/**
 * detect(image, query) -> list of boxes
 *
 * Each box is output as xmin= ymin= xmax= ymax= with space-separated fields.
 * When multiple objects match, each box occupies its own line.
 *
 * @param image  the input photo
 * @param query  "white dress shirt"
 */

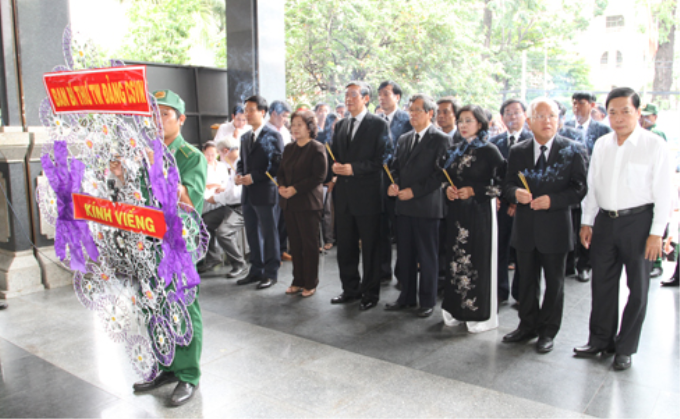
xmin=203 ymin=160 xmax=242 ymax=213
xmin=581 ymin=125 xmax=673 ymax=236
xmin=214 ymin=121 xmax=252 ymax=144
xmin=265 ymin=121 xmax=291 ymax=145
xmin=533 ymin=137 xmax=554 ymax=164
xmin=385 ymin=108 xmax=398 ymax=125
xmin=575 ymin=117 xmax=591 ymax=132
xmin=349 ymin=108 xmax=368 ymax=140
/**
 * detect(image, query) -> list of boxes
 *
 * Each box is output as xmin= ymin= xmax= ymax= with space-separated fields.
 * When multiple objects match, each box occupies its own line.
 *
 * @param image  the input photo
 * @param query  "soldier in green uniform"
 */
xmin=131 ymin=90 xmax=207 ymax=407
xmin=640 ymin=103 xmax=667 ymax=141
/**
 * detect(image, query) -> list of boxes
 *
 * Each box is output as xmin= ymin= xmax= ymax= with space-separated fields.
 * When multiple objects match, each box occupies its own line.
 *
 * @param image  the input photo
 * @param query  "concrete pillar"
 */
xmin=226 ymin=0 xmax=286 ymax=108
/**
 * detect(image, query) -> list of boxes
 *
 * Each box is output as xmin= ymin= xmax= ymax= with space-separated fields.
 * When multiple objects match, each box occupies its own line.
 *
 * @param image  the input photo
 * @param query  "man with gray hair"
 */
xmin=502 ymin=97 xmax=588 ymax=353
xmin=384 ymin=94 xmax=448 ymax=317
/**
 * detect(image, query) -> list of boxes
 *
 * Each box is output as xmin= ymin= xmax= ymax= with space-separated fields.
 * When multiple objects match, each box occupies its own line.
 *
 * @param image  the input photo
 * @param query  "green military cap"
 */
xmin=641 ymin=103 xmax=658 ymax=116
xmin=152 ymin=89 xmax=186 ymax=115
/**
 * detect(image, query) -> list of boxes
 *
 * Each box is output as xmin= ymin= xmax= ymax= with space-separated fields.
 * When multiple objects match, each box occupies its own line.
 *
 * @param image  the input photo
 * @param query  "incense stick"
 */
xmin=266 ymin=171 xmax=279 ymax=187
xmin=442 ymin=169 xmax=454 ymax=187
xmin=383 ymin=164 xmax=395 ymax=184
xmin=518 ymin=171 xmax=531 ymax=194
xmin=325 ymin=143 xmax=336 ymax=161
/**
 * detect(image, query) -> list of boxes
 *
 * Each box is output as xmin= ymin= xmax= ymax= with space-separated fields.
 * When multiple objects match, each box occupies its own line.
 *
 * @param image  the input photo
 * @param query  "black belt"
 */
xmin=599 ymin=204 xmax=654 ymax=219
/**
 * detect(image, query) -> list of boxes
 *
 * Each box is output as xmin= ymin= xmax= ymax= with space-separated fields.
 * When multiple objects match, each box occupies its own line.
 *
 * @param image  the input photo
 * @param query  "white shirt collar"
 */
xmin=385 ymin=108 xmax=398 ymax=123
xmin=613 ymin=124 xmax=641 ymax=147
xmin=533 ymin=136 xmax=555 ymax=161
xmin=351 ymin=108 xmax=368 ymax=123
xmin=578 ymin=117 xmax=591 ymax=132
xmin=509 ymin=130 xmax=522 ymax=139
xmin=252 ymin=124 xmax=264 ymax=141
xmin=416 ymin=124 xmax=431 ymax=139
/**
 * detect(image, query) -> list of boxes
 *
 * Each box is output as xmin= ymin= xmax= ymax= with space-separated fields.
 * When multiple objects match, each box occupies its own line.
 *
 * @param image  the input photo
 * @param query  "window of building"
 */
xmin=616 ymin=51 xmax=623 ymax=68
xmin=606 ymin=15 xmax=625 ymax=31
xmin=600 ymin=52 xmax=609 ymax=68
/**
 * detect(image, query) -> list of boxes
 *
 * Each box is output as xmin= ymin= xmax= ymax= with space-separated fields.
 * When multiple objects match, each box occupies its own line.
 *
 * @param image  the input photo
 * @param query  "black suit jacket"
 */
xmin=390 ymin=125 xmax=448 ymax=219
xmin=237 ymin=125 xmax=284 ymax=206
xmin=490 ymin=128 xmax=534 ymax=159
xmin=565 ymin=119 xmax=612 ymax=155
xmin=502 ymin=136 xmax=588 ymax=254
xmin=389 ymin=109 xmax=413 ymax=145
xmin=331 ymin=112 xmax=389 ymax=216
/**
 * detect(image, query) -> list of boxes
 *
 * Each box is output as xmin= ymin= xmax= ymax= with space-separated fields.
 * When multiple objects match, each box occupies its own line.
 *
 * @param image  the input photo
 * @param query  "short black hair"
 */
xmin=269 ymin=100 xmax=292 ymax=116
xmin=605 ymin=87 xmax=640 ymax=110
xmin=572 ymin=92 xmax=596 ymax=103
xmin=484 ymin=109 xmax=493 ymax=123
xmin=378 ymin=80 xmax=403 ymax=101
xmin=314 ymin=102 xmax=328 ymax=112
xmin=408 ymin=94 xmax=436 ymax=114
xmin=500 ymin=98 xmax=526 ymax=115
xmin=436 ymin=96 xmax=461 ymax=115
xmin=553 ymin=100 xmax=567 ymax=117
xmin=245 ymin=95 xmax=268 ymax=114
xmin=232 ymin=104 xmax=245 ymax=116
xmin=595 ymin=103 xmax=607 ymax=115
xmin=457 ymin=104 xmax=489 ymax=133
xmin=346 ymin=81 xmax=371 ymax=99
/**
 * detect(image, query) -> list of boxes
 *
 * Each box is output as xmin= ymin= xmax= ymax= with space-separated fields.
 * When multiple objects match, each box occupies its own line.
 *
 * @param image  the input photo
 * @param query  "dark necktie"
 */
xmin=508 ymin=135 xmax=515 ymax=147
xmin=577 ymin=125 xmax=584 ymax=131
xmin=411 ymin=133 xmax=420 ymax=154
xmin=250 ymin=131 xmax=256 ymax=148
xmin=536 ymin=145 xmax=548 ymax=172
xmin=348 ymin=118 xmax=356 ymax=142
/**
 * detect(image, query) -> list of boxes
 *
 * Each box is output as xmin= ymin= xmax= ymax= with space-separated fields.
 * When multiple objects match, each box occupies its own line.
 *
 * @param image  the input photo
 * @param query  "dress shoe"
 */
xmin=256 ymin=277 xmax=277 ymax=289
xmin=650 ymin=266 xmax=663 ymax=278
xmin=380 ymin=276 xmax=392 ymax=284
xmin=502 ymin=328 xmax=537 ymax=343
xmin=0 ymin=301 xmax=7 ymax=310
xmin=169 ymin=381 xmax=198 ymax=407
xmin=281 ymin=252 xmax=292 ymax=261
xmin=384 ymin=301 xmax=415 ymax=311
xmin=359 ymin=300 xmax=378 ymax=311
xmin=330 ymin=294 xmax=357 ymax=304
xmin=613 ymin=354 xmax=632 ymax=370
xmin=236 ymin=275 xmax=261 ymax=286
xmin=415 ymin=307 xmax=434 ymax=318
xmin=226 ymin=265 xmax=248 ymax=279
xmin=197 ymin=261 xmax=220 ymax=274
xmin=661 ymin=276 xmax=679 ymax=287
xmin=576 ymin=269 xmax=590 ymax=283
xmin=573 ymin=344 xmax=615 ymax=357
xmin=536 ymin=336 xmax=554 ymax=353
xmin=133 ymin=370 xmax=178 ymax=391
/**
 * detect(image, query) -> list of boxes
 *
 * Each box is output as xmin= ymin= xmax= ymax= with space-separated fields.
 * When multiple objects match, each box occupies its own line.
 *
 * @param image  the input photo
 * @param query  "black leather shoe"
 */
xmin=0 ymin=301 xmax=7 ymax=310
xmin=133 ymin=371 xmax=178 ymax=391
xmin=359 ymin=300 xmax=378 ymax=311
xmin=169 ymin=381 xmax=198 ymax=407
xmin=661 ymin=277 xmax=679 ymax=287
xmin=576 ymin=270 xmax=590 ymax=283
xmin=226 ymin=266 xmax=248 ymax=279
xmin=330 ymin=294 xmax=357 ymax=304
xmin=385 ymin=301 xmax=415 ymax=311
xmin=256 ymin=277 xmax=277 ymax=289
xmin=236 ymin=275 xmax=261 ymax=286
xmin=536 ymin=337 xmax=554 ymax=353
xmin=502 ymin=328 xmax=537 ymax=343
xmin=573 ymin=344 xmax=615 ymax=357
xmin=650 ymin=267 xmax=663 ymax=278
xmin=613 ymin=354 xmax=632 ymax=370
xmin=415 ymin=307 xmax=434 ymax=318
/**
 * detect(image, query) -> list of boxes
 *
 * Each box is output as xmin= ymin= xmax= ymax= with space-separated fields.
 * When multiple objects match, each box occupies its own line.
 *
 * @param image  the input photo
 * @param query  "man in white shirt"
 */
xmin=575 ymin=87 xmax=673 ymax=371
xmin=214 ymin=104 xmax=252 ymax=144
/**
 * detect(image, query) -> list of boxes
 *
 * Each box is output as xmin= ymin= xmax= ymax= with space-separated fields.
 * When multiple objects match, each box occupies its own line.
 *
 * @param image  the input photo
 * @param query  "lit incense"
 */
xmin=266 ymin=172 xmax=279 ymax=187
xmin=325 ymin=143 xmax=336 ymax=161
xmin=442 ymin=169 xmax=455 ymax=187
xmin=383 ymin=164 xmax=395 ymax=184
xmin=518 ymin=171 xmax=531 ymax=194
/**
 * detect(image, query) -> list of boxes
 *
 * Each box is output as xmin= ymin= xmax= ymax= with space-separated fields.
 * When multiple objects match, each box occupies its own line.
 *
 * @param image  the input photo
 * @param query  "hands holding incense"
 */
xmin=388 ymin=184 xmax=414 ymax=201
xmin=332 ymin=162 xmax=353 ymax=176
xmin=446 ymin=185 xmax=475 ymax=201
xmin=515 ymin=188 xmax=551 ymax=210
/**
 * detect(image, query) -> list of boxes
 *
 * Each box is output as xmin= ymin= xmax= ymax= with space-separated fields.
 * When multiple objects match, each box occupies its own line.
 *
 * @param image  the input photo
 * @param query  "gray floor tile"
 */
xmin=585 ymin=374 xmax=661 ymax=418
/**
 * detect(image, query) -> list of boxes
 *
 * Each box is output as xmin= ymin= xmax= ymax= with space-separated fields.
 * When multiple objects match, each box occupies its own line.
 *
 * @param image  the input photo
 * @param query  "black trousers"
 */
xmin=278 ymin=207 xmax=288 ymax=253
xmin=395 ymin=216 xmax=439 ymax=309
xmin=380 ymin=197 xmax=396 ymax=279
xmin=284 ymin=210 xmax=322 ymax=290
xmin=566 ymin=206 xmax=591 ymax=274
xmin=588 ymin=210 xmax=653 ymax=355
xmin=336 ymin=210 xmax=382 ymax=302
xmin=497 ymin=203 xmax=520 ymax=301
xmin=516 ymin=249 xmax=567 ymax=338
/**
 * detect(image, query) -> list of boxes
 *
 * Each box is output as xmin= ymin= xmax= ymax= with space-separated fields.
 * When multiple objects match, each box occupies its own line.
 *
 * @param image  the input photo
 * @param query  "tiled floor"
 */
xmin=0 ymin=249 xmax=678 ymax=418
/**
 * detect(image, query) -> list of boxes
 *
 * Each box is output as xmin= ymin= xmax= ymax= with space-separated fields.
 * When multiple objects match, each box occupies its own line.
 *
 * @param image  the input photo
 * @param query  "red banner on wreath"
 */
xmin=43 ymin=66 xmax=151 ymax=116
xmin=72 ymin=193 xmax=166 ymax=239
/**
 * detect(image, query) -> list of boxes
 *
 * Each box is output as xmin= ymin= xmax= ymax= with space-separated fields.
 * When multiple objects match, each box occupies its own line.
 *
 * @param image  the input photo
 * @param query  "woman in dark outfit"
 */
xmin=277 ymin=110 xmax=328 ymax=297
xmin=442 ymin=105 xmax=506 ymax=333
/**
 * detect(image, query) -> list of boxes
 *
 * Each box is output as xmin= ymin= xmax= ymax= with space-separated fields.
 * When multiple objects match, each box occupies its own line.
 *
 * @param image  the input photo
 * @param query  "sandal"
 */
xmin=286 ymin=286 xmax=302 ymax=295
xmin=323 ymin=243 xmax=334 ymax=250
xmin=301 ymin=288 xmax=316 ymax=298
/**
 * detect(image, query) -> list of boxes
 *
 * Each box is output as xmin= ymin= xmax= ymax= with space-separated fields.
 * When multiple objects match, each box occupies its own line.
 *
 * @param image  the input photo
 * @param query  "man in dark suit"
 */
xmin=377 ymin=80 xmax=413 ymax=285
xmin=490 ymin=99 xmax=534 ymax=304
xmin=565 ymin=92 xmax=612 ymax=282
xmin=235 ymin=95 xmax=284 ymax=290
xmin=502 ymin=98 xmax=588 ymax=353
xmin=384 ymin=94 xmax=448 ymax=317
xmin=565 ymin=92 xmax=612 ymax=156
xmin=329 ymin=81 xmax=389 ymax=310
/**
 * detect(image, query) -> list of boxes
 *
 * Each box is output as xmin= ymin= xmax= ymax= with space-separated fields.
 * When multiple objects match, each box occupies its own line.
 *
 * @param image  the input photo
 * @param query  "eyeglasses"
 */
xmin=504 ymin=112 xmax=524 ymax=118
xmin=345 ymin=91 xmax=362 ymax=99
xmin=408 ymin=108 xmax=426 ymax=114
xmin=531 ymin=114 xmax=558 ymax=121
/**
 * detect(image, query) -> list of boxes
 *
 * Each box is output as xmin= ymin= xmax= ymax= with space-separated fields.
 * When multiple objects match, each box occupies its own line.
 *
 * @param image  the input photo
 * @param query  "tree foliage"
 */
xmin=285 ymin=0 xmax=603 ymax=108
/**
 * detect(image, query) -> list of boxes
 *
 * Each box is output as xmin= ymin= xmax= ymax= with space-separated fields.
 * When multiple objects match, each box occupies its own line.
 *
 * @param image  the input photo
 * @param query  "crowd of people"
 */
xmin=130 ymin=82 xmax=676 ymax=406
